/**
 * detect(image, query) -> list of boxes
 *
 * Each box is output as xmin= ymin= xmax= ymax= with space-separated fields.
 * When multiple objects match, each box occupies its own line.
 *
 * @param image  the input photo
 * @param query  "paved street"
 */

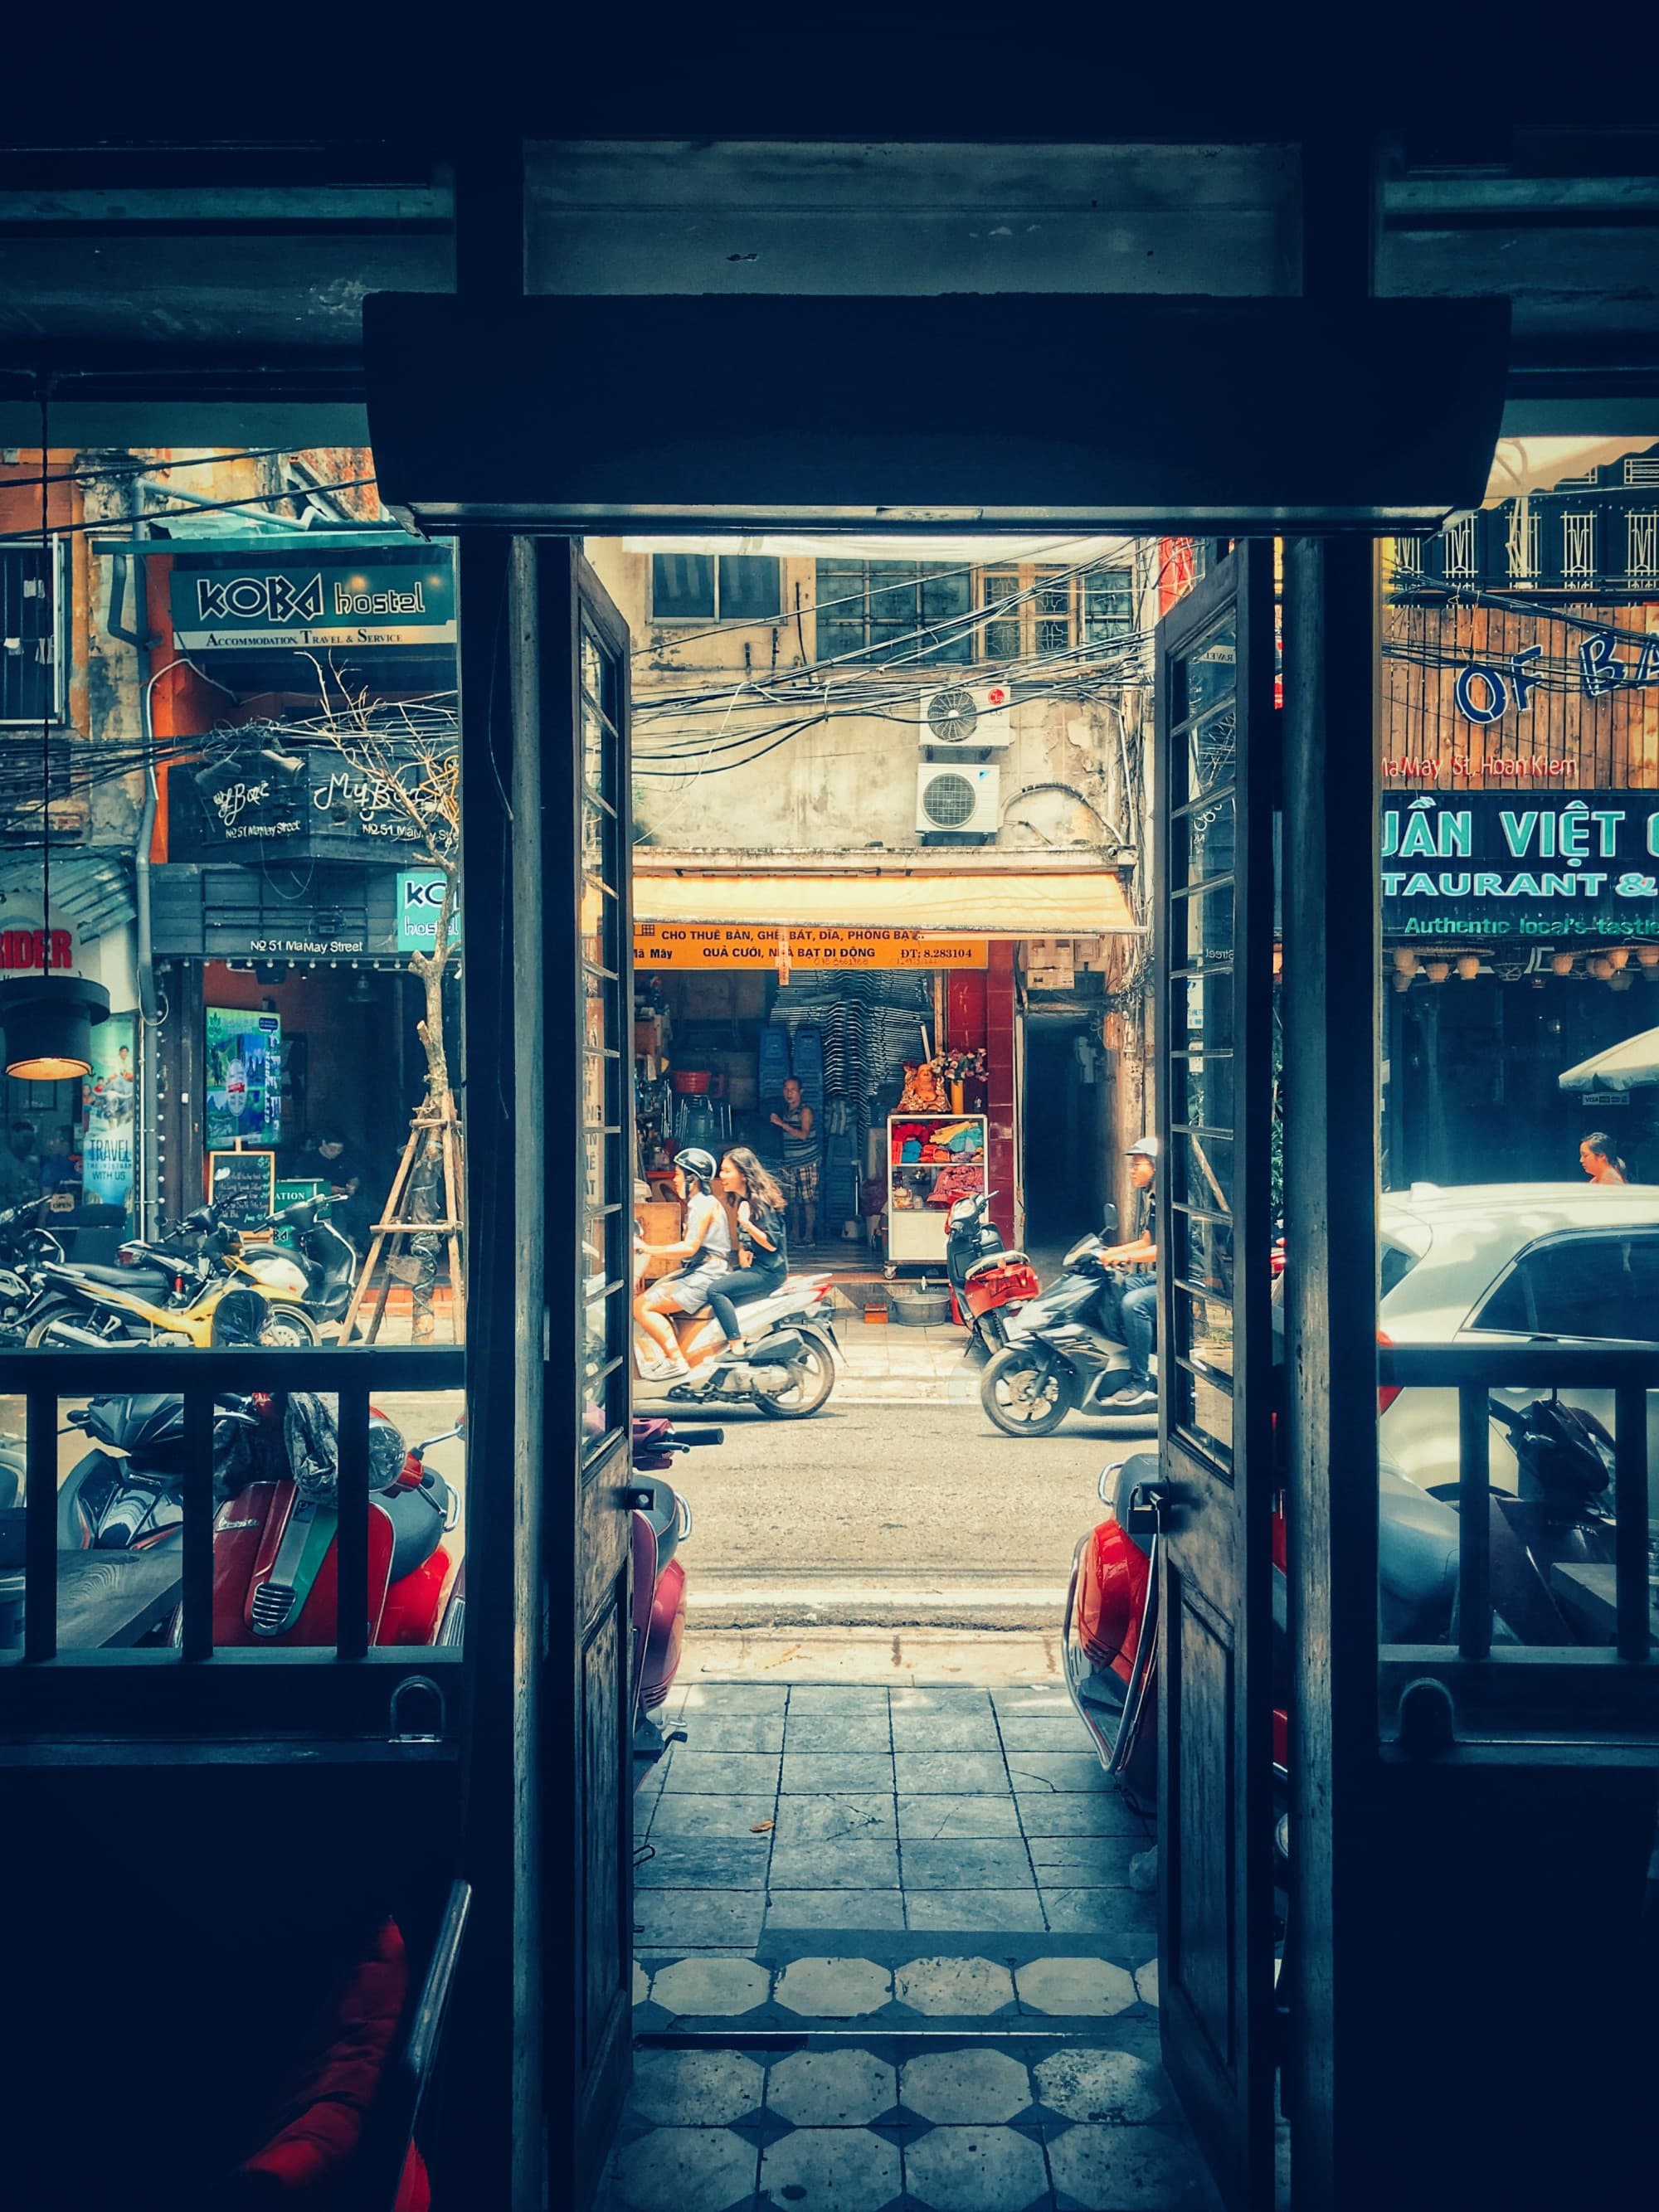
xmin=641 ymin=1325 xmax=1153 ymax=1628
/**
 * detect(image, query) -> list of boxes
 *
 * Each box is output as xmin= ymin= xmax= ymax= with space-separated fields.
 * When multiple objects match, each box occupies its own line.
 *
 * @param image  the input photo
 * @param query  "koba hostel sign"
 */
xmin=634 ymin=924 xmax=988 ymax=969
xmin=1382 ymin=794 xmax=1659 ymax=940
xmin=171 ymin=558 xmax=457 ymax=649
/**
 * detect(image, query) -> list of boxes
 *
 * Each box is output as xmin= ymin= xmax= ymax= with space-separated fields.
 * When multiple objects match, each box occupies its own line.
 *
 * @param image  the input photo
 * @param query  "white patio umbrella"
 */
xmin=1559 ymin=1025 xmax=1659 ymax=1094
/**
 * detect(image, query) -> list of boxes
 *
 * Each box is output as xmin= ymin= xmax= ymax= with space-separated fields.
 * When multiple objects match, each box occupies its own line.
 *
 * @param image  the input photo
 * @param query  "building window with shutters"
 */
xmin=980 ymin=562 xmax=1136 ymax=662
xmin=813 ymin=560 xmax=974 ymax=664
xmin=0 ymin=540 xmax=67 ymax=726
xmin=649 ymin=552 xmax=782 ymax=625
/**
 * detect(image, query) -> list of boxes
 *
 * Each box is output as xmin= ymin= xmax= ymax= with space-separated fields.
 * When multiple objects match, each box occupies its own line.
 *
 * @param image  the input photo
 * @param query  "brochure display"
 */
xmin=886 ymin=1112 xmax=987 ymax=1266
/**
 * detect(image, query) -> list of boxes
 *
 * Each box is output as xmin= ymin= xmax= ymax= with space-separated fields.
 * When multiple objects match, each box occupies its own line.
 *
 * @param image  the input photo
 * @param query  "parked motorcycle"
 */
xmin=206 ymin=1398 xmax=465 ymax=1647
xmin=23 ymin=1206 xmax=320 ymax=1348
xmin=945 ymin=1189 xmax=1039 ymax=1361
xmin=632 ymin=1237 xmax=843 ymax=1418
xmin=979 ymin=1210 xmax=1152 ymax=1437
xmin=628 ymin=1416 xmax=721 ymax=1778
xmin=169 ymin=1197 xmax=359 ymax=1335
xmin=0 ymin=1197 xmax=64 ymax=1345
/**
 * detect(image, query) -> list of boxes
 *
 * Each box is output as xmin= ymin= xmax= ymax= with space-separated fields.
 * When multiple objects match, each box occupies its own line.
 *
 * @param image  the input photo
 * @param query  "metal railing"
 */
xmin=0 ymin=1346 xmax=465 ymax=1738
xmin=1377 ymin=1342 xmax=1656 ymax=1748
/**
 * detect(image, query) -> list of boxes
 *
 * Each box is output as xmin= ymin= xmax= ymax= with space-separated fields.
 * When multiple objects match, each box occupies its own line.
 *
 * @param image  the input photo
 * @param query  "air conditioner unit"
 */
xmin=917 ymin=682 xmax=1016 ymax=750
xmin=917 ymin=762 xmax=1000 ymax=836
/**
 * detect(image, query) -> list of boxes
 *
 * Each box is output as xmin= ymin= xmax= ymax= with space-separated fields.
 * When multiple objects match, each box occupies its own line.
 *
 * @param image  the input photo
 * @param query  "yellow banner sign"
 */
xmin=633 ymin=924 xmax=987 ymax=970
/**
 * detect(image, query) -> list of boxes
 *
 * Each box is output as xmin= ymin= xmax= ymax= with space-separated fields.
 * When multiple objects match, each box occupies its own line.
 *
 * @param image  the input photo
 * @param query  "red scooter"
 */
xmin=628 ymin=1416 xmax=719 ymax=1774
xmin=205 ymin=1394 xmax=465 ymax=1648
xmin=945 ymin=1189 xmax=1039 ymax=1359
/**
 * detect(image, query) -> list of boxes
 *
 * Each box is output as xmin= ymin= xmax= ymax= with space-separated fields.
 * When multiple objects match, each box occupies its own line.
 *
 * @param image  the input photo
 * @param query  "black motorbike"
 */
xmin=979 ymin=1208 xmax=1154 ymax=1437
xmin=0 ymin=1197 xmax=65 ymax=1347
xmin=944 ymin=1188 xmax=1039 ymax=1363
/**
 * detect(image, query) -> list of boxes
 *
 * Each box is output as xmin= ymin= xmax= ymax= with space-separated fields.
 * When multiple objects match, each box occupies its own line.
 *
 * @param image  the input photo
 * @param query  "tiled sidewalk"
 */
xmin=634 ymin=1681 xmax=1156 ymax=1944
xmin=609 ymin=1680 xmax=1228 ymax=2212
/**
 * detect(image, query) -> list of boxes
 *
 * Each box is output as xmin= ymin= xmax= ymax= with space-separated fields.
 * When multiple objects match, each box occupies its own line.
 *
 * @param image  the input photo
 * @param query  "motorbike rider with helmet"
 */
xmin=1097 ymin=1135 xmax=1160 ymax=1412
xmin=632 ymin=1146 xmax=732 ymax=1382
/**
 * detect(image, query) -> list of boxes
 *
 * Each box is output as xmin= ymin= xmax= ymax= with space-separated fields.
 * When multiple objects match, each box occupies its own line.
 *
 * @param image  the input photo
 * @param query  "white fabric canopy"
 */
xmin=633 ymin=868 xmax=1138 ymax=936
xmin=1482 ymin=438 xmax=1656 ymax=508
xmin=1559 ymin=1025 xmax=1659 ymax=1093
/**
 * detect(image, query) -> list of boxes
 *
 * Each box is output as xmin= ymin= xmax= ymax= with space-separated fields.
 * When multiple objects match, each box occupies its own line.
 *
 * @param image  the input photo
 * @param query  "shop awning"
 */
xmin=632 ymin=865 xmax=1138 ymax=936
xmin=1559 ymin=1026 xmax=1659 ymax=1095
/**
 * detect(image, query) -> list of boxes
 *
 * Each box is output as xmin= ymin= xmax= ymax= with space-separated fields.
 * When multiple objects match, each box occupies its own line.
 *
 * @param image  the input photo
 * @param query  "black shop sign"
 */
xmin=173 ymin=746 xmax=457 ymax=863
xmin=1382 ymin=792 xmax=1659 ymax=941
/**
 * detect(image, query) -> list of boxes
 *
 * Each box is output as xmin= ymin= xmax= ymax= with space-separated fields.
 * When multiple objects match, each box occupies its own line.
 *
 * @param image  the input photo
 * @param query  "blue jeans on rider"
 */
xmin=1117 ymin=1278 xmax=1158 ymax=1384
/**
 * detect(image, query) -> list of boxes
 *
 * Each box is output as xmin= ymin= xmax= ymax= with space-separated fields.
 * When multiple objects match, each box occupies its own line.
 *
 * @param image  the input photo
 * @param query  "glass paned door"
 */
xmin=579 ymin=607 xmax=630 ymax=1456
xmin=1152 ymin=542 xmax=1277 ymax=2212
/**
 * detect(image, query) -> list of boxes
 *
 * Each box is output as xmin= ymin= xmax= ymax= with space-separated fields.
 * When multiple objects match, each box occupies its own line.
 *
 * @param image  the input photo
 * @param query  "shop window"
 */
xmin=815 ymin=560 xmax=973 ymax=664
xmin=0 ymin=540 xmax=66 ymax=726
xmin=650 ymin=552 xmax=781 ymax=625
xmin=1470 ymin=1232 xmax=1659 ymax=1343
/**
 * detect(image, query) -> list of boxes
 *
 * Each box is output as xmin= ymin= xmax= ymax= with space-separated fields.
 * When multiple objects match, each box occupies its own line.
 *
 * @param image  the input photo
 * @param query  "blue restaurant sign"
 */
xmin=170 ymin=553 xmax=456 ymax=650
xmin=1382 ymin=793 xmax=1659 ymax=941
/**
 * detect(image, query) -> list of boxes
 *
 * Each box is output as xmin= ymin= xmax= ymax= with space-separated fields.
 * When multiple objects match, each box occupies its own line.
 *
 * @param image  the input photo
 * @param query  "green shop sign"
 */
xmin=171 ymin=556 xmax=455 ymax=649
xmin=1382 ymin=793 xmax=1659 ymax=941
xmin=397 ymin=870 xmax=461 ymax=950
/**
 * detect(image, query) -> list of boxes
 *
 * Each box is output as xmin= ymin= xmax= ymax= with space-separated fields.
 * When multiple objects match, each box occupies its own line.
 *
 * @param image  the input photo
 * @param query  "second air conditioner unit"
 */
xmin=918 ymin=682 xmax=1016 ymax=750
xmin=917 ymin=762 xmax=1000 ymax=836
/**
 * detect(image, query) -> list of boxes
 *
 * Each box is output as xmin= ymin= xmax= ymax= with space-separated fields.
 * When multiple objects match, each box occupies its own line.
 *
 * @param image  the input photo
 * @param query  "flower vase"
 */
xmin=949 ymin=1080 xmax=965 ymax=1114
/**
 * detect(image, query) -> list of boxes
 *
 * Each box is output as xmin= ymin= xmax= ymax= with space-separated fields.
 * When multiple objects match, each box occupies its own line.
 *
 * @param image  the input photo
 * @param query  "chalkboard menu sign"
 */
xmin=207 ymin=1150 xmax=275 ymax=1224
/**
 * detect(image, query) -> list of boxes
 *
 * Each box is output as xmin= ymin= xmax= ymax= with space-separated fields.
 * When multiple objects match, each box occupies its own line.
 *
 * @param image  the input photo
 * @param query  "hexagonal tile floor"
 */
xmin=605 ymin=1682 xmax=1229 ymax=2212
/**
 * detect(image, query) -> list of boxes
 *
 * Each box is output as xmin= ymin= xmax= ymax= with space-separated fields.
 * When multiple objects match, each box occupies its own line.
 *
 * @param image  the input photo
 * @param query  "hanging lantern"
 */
xmin=1455 ymin=955 xmax=1480 ymax=980
xmin=1637 ymin=947 xmax=1659 ymax=970
xmin=0 ymin=975 xmax=111 ymax=1081
xmin=1391 ymin=970 xmax=1413 ymax=993
xmin=1392 ymin=947 xmax=1418 ymax=975
xmin=1607 ymin=946 xmax=1630 ymax=970
xmin=1550 ymin=952 xmax=1575 ymax=976
xmin=1589 ymin=956 xmax=1613 ymax=980
xmin=1425 ymin=959 xmax=1450 ymax=984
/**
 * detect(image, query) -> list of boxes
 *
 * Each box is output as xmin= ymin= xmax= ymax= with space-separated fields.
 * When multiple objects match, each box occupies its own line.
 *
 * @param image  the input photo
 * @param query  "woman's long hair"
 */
xmin=1584 ymin=1131 xmax=1629 ymax=1179
xmin=722 ymin=1145 xmax=785 ymax=1213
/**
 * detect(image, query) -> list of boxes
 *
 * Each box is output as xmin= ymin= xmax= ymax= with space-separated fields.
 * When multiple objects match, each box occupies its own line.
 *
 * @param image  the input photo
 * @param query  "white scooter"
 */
xmin=631 ymin=1240 xmax=843 ymax=1420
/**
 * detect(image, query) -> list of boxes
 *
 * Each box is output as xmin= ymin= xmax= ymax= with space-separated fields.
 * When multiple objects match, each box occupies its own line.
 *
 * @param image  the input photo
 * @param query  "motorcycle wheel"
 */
xmin=257 ymin=1305 xmax=319 ymax=1348
xmin=25 ymin=1300 xmax=115 ymax=1349
xmin=980 ymin=1344 xmax=1077 ymax=1437
xmin=755 ymin=1325 xmax=837 ymax=1419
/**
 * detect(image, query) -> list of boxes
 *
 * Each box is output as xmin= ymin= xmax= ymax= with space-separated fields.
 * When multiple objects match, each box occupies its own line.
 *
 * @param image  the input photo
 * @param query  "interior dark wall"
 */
xmin=1023 ymin=1022 xmax=1104 ymax=1250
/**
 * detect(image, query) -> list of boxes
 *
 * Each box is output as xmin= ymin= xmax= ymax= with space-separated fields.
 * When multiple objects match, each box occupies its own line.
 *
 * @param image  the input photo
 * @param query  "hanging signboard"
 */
xmin=169 ymin=556 xmax=456 ymax=651
xmin=632 ymin=924 xmax=988 ymax=970
xmin=1381 ymin=792 xmax=1659 ymax=940
xmin=80 ymin=1014 xmax=137 ymax=1215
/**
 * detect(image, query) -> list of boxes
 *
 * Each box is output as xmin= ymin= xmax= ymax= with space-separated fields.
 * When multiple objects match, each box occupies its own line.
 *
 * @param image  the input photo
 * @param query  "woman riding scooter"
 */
xmin=685 ymin=1148 xmax=789 ymax=1364
xmin=632 ymin=1147 xmax=731 ymax=1383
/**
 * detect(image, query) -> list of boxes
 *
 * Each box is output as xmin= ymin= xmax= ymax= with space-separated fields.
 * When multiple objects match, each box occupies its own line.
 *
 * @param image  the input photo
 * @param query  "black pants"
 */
xmin=707 ymin=1260 xmax=787 ymax=1341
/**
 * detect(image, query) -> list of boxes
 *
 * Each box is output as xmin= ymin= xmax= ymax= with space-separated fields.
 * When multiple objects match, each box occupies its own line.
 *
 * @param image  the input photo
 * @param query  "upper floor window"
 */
xmin=982 ymin=563 xmax=1135 ymax=661
xmin=814 ymin=561 xmax=972 ymax=664
xmin=815 ymin=557 xmax=1135 ymax=667
xmin=650 ymin=552 xmax=781 ymax=625
xmin=0 ymin=541 xmax=66 ymax=726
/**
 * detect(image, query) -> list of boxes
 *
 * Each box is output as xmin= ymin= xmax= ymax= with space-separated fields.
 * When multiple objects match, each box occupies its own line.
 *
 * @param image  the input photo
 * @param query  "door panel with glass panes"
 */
xmin=1152 ymin=542 xmax=1277 ymax=2212
xmin=544 ymin=542 xmax=635 ymax=2200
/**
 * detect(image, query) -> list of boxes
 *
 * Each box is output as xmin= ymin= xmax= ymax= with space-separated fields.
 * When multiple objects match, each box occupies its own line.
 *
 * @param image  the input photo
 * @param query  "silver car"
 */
xmin=1377 ymin=1181 xmax=1659 ymax=1494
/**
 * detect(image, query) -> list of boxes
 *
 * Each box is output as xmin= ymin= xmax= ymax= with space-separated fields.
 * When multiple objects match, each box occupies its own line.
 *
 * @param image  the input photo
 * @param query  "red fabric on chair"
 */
xmin=239 ymin=1916 xmax=431 ymax=2207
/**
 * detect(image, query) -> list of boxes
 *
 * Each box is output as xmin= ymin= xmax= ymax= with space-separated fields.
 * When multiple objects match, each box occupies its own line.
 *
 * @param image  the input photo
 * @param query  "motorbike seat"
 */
xmin=49 ymin=1262 xmax=173 ymax=1295
xmin=376 ymin=1471 xmax=452 ymax=1584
